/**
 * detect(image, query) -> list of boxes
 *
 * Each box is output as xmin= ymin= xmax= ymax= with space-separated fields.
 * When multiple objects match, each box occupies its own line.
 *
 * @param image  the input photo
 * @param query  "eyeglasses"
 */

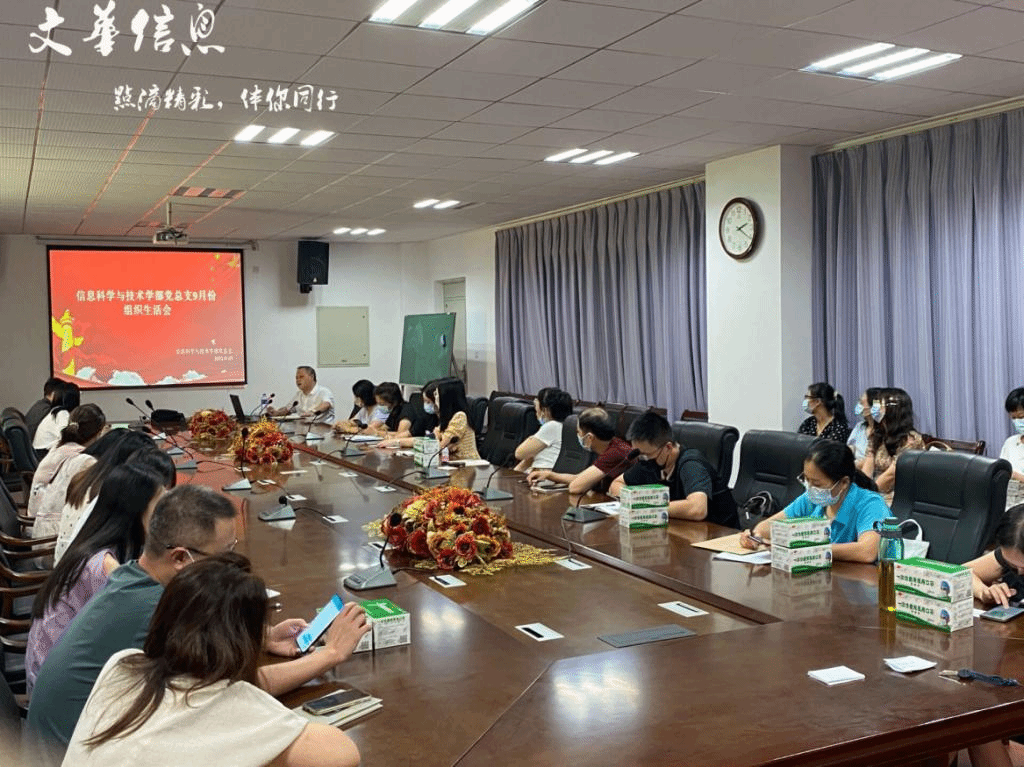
xmin=165 ymin=538 xmax=238 ymax=560
xmin=797 ymin=473 xmax=841 ymax=491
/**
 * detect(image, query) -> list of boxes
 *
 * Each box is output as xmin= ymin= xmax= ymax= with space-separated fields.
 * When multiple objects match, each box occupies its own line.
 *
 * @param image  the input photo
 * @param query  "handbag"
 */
xmin=738 ymin=490 xmax=779 ymax=530
xmin=898 ymin=519 xmax=930 ymax=559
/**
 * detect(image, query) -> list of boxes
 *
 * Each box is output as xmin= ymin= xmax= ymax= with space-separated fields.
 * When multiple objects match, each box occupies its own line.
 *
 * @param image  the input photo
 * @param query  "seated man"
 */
xmin=27 ymin=485 xmax=369 ymax=751
xmin=270 ymin=365 xmax=335 ymax=421
xmin=527 ymin=407 xmax=634 ymax=494
xmin=1001 ymin=387 xmax=1024 ymax=510
xmin=25 ymin=377 xmax=64 ymax=440
xmin=609 ymin=412 xmax=738 ymax=528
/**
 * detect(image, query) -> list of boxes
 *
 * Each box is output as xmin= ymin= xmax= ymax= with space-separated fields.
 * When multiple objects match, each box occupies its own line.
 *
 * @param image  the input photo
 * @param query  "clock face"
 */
xmin=719 ymin=198 xmax=759 ymax=259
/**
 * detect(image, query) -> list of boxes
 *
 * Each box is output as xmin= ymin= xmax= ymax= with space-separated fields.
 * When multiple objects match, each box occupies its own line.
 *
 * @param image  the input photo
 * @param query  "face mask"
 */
xmin=853 ymin=403 xmax=864 ymax=417
xmin=870 ymin=404 xmax=883 ymax=422
xmin=1014 ymin=418 xmax=1024 ymax=435
xmin=577 ymin=433 xmax=589 ymax=450
xmin=378 ymin=406 xmax=391 ymax=416
xmin=423 ymin=402 xmax=435 ymax=415
xmin=805 ymin=479 xmax=842 ymax=506
xmin=802 ymin=398 xmax=813 ymax=414
xmin=538 ymin=416 xmax=546 ymax=425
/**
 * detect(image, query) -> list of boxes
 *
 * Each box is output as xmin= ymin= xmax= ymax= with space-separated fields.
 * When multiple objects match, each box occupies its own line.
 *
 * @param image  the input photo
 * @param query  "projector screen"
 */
xmin=47 ymin=246 xmax=246 ymax=389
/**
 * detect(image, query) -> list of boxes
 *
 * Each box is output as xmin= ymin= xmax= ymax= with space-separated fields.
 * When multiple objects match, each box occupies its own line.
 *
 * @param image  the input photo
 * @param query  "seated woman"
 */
xmin=797 ymin=382 xmax=851 ymax=443
xmin=332 ymin=379 xmax=383 ymax=434
xmin=1000 ymin=387 xmax=1024 ymax=510
xmin=63 ymin=553 xmax=361 ymax=767
xmin=27 ymin=463 xmax=168 ymax=692
xmin=847 ymin=387 xmax=881 ymax=463
xmin=378 ymin=380 xmax=441 ymax=448
xmin=860 ymin=388 xmax=924 ymax=505
xmin=434 ymin=377 xmax=482 ymax=462
xmin=740 ymin=439 xmax=889 ymax=563
xmin=364 ymin=382 xmax=417 ymax=436
xmin=28 ymin=404 xmax=106 ymax=519
xmin=527 ymin=407 xmax=634 ymax=494
xmin=514 ymin=388 xmax=573 ymax=472
xmin=32 ymin=381 xmax=81 ymax=454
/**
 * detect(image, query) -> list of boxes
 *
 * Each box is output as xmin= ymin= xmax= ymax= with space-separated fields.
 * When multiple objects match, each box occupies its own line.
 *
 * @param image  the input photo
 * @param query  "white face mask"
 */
xmin=1014 ymin=418 xmax=1024 ymax=436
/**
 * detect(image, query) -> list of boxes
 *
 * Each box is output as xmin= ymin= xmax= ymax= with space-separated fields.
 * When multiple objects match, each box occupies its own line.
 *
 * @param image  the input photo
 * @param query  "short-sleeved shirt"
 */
xmin=528 ymin=420 xmax=563 ymax=470
xmin=1000 ymin=435 xmax=1024 ymax=510
xmin=64 ymin=649 xmax=308 ymax=767
xmin=622 ymin=448 xmax=738 ymax=528
xmin=28 ymin=560 xmax=163 ymax=746
xmin=33 ymin=410 xmax=70 ymax=451
xmin=287 ymin=383 xmax=334 ymax=420
xmin=869 ymin=431 xmax=925 ymax=504
xmin=383 ymin=403 xmax=417 ymax=433
xmin=783 ymin=482 xmax=889 ymax=546
xmin=28 ymin=443 xmax=84 ymax=519
xmin=847 ymin=421 xmax=870 ymax=462
xmin=798 ymin=416 xmax=852 ymax=443
xmin=593 ymin=437 xmax=634 ymax=490
xmin=25 ymin=398 xmax=52 ymax=440
xmin=441 ymin=411 xmax=481 ymax=461
xmin=993 ymin=547 xmax=1024 ymax=600
xmin=32 ymin=453 xmax=96 ymax=541
xmin=410 ymin=409 xmax=438 ymax=438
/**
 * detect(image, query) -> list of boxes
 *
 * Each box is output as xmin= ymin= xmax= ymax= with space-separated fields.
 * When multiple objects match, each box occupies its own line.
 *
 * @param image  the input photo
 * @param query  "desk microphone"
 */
xmin=140 ymin=398 xmax=186 ymax=456
xmin=125 ymin=397 xmax=151 ymax=431
xmin=344 ymin=512 xmax=400 ymax=590
xmin=259 ymin=494 xmax=296 ymax=522
xmin=562 ymin=448 xmax=639 ymax=523
xmin=479 ymin=454 xmax=516 ymax=502
xmin=420 ymin=437 xmax=456 ymax=481
xmin=223 ymin=427 xmax=252 ymax=491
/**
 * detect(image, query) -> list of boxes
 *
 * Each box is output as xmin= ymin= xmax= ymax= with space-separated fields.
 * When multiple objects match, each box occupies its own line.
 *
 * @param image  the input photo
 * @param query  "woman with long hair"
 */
xmin=848 ymin=386 xmax=882 ymax=464
xmin=63 ymin=554 xmax=361 ymax=767
xmin=28 ymin=404 xmax=107 ymax=519
xmin=797 ymin=382 xmax=850 ymax=443
xmin=861 ymin=388 xmax=924 ymax=504
xmin=27 ymin=463 xmax=168 ymax=691
xmin=434 ymin=377 xmax=481 ymax=461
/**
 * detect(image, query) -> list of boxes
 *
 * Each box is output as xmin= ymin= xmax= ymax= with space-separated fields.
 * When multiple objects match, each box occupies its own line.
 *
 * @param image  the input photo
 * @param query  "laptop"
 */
xmin=230 ymin=394 xmax=259 ymax=424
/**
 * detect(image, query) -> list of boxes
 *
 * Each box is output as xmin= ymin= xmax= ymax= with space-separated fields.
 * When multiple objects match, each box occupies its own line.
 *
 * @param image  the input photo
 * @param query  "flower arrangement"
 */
xmin=188 ymin=409 xmax=236 ymax=441
xmin=229 ymin=419 xmax=294 ymax=464
xmin=376 ymin=486 xmax=557 ymax=574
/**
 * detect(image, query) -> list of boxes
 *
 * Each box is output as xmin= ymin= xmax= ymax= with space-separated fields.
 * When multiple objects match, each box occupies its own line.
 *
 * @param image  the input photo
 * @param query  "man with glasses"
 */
xmin=28 ymin=485 xmax=369 ymax=751
xmin=609 ymin=412 xmax=739 ymax=528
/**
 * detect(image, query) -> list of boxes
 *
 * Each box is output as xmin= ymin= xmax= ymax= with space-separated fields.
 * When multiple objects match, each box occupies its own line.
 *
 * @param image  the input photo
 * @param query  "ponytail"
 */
xmin=806 ymin=438 xmax=878 ymax=493
xmin=58 ymin=404 xmax=106 ymax=447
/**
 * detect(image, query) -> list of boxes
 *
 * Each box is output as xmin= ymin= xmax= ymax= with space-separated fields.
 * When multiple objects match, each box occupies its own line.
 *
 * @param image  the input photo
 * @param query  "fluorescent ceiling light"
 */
xmin=467 ymin=0 xmax=538 ymax=34
xmin=545 ymin=148 xmax=587 ymax=162
xmin=370 ymin=0 xmax=420 ymax=22
xmin=350 ymin=227 xmax=368 ymax=235
xmin=806 ymin=42 xmax=893 ymax=71
xmin=594 ymin=151 xmax=639 ymax=166
xmin=434 ymin=199 xmax=460 ymax=209
xmin=367 ymin=228 xmax=386 ymax=235
xmin=234 ymin=125 xmax=264 ymax=142
xmin=415 ymin=198 xmax=440 ymax=208
xmin=266 ymin=127 xmax=300 ymax=144
xmin=421 ymin=0 xmax=482 ymax=28
xmin=842 ymin=47 xmax=928 ymax=75
xmin=570 ymin=150 xmax=614 ymax=164
xmin=333 ymin=227 xmax=351 ymax=234
xmin=301 ymin=130 xmax=335 ymax=146
xmin=872 ymin=52 xmax=962 ymax=80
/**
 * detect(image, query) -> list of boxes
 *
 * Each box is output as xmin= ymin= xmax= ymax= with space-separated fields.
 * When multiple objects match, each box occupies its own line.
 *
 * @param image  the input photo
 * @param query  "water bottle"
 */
xmin=877 ymin=517 xmax=904 ymax=612
xmin=441 ymin=446 xmax=450 ymax=464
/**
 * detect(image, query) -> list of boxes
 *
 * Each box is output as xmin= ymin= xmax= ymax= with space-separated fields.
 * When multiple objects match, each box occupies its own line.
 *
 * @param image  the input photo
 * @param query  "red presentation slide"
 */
xmin=47 ymin=247 xmax=246 ymax=389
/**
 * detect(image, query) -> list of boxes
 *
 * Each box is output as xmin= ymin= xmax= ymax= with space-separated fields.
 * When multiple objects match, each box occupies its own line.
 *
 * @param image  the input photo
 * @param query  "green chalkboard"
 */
xmin=399 ymin=313 xmax=457 ymax=386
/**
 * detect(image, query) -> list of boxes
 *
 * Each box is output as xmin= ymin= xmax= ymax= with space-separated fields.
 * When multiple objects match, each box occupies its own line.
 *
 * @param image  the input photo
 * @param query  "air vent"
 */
xmin=172 ymin=187 xmax=244 ymax=199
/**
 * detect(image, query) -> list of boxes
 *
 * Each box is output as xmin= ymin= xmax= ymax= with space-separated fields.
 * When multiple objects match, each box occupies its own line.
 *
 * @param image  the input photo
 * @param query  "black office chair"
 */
xmin=671 ymin=421 xmax=739 ymax=483
xmin=0 ymin=411 xmax=37 ymax=492
xmin=890 ymin=450 xmax=1011 ymax=564
xmin=465 ymin=397 xmax=488 ymax=438
xmin=732 ymin=430 xmax=816 ymax=509
xmin=479 ymin=396 xmax=516 ymax=462
xmin=615 ymin=406 xmax=647 ymax=441
xmin=550 ymin=415 xmax=594 ymax=476
xmin=484 ymin=402 xmax=539 ymax=468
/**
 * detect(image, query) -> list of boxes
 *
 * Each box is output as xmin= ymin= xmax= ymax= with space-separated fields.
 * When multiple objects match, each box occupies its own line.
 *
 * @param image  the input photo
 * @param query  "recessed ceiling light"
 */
xmin=301 ymin=130 xmax=335 ymax=147
xmin=467 ymin=0 xmax=539 ymax=34
xmin=367 ymin=228 xmax=386 ymax=235
xmin=234 ymin=125 xmax=265 ymax=142
xmin=873 ymin=52 xmax=962 ymax=80
xmin=594 ymin=151 xmax=638 ymax=166
xmin=433 ymin=199 xmax=460 ymax=209
xmin=415 ymin=198 xmax=440 ymax=208
xmin=267 ymin=127 xmax=300 ymax=144
xmin=333 ymin=227 xmax=351 ymax=234
xmin=350 ymin=227 xmax=369 ymax=235
xmin=805 ymin=43 xmax=893 ymax=71
xmin=570 ymin=150 xmax=614 ymax=164
xmin=370 ymin=0 xmax=422 ymax=22
xmin=841 ymin=47 xmax=928 ymax=75
xmin=421 ymin=0 xmax=481 ymax=28
xmin=545 ymin=148 xmax=587 ymax=162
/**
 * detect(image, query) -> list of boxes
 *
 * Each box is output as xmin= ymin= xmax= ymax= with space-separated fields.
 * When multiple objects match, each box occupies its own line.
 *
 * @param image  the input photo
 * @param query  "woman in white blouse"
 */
xmin=32 ymin=382 xmax=80 ymax=453
xmin=514 ymin=388 xmax=573 ymax=472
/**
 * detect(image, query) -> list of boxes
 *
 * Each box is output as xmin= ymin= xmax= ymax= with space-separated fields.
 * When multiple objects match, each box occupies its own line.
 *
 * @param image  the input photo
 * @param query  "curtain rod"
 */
xmin=34 ymin=235 xmax=259 ymax=249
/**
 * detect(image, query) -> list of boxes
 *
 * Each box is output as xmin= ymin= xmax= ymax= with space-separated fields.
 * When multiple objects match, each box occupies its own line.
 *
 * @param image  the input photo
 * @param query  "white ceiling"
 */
xmin=2 ymin=0 xmax=1024 ymax=243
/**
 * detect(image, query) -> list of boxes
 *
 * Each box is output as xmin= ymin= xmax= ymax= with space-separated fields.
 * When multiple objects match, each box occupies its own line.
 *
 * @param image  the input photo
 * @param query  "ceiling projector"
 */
xmin=152 ymin=227 xmax=189 ymax=245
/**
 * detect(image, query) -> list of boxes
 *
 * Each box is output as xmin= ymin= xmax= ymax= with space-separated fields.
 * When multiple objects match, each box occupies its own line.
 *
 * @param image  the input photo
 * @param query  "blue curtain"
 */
xmin=813 ymin=108 xmax=1024 ymax=456
xmin=495 ymin=182 xmax=706 ymax=417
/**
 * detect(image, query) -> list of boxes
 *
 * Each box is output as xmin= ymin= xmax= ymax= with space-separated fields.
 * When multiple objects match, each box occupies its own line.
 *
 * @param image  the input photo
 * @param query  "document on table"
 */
xmin=348 ymin=435 xmax=382 ymax=443
xmin=808 ymin=666 xmax=865 ymax=686
xmin=884 ymin=656 xmax=936 ymax=674
xmin=581 ymin=501 xmax=621 ymax=516
xmin=693 ymin=532 xmax=764 ymax=556
xmin=713 ymin=550 xmax=772 ymax=565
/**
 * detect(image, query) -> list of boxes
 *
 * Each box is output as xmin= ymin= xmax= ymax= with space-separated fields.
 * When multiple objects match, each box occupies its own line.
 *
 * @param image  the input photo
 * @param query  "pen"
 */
xmin=747 ymin=532 xmax=767 ymax=546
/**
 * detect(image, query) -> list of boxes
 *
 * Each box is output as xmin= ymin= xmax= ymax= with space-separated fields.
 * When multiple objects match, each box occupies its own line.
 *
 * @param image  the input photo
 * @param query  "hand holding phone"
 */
xmin=980 ymin=605 xmax=1024 ymax=623
xmin=295 ymin=595 xmax=344 ymax=653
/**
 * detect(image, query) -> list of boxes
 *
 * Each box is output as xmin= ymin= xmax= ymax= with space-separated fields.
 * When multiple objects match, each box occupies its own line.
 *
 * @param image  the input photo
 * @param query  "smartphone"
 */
xmin=980 ymin=605 xmax=1024 ymax=623
xmin=301 ymin=687 xmax=368 ymax=716
xmin=295 ymin=594 xmax=344 ymax=653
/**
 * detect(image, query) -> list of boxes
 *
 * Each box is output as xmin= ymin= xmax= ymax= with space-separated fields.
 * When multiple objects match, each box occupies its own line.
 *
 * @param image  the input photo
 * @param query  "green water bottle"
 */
xmin=877 ymin=517 xmax=904 ymax=612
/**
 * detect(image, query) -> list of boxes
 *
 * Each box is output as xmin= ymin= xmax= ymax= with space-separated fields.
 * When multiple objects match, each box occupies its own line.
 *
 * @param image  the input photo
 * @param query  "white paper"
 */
xmin=554 ymin=557 xmax=592 ymax=570
xmin=515 ymin=622 xmax=563 ymax=642
xmin=373 ymin=485 xmax=397 ymax=493
xmin=338 ymin=471 xmax=358 ymax=478
xmin=659 ymin=600 xmax=709 ymax=618
xmin=713 ymin=550 xmax=773 ymax=564
xmin=430 ymin=574 xmax=467 ymax=588
xmin=349 ymin=435 xmax=382 ymax=443
xmin=808 ymin=666 xmax=865 ymax=686
xmin=884 ymin=656 xmax=937 ymax=674
xmin=973 ymin=608 xmax=985 ymax=618
xmin=285 ymin=494 xmax=307 ymax=502
xmin=582 ymin=501 xmax=621 ymax=515
xmin=323 ymin=515 xmax=347 ymax=524
xmin=266 ymin=588 xmax=281 ymax=598
xmin=257 ymin=479 xmax=276 ymax=486
xmin=395 ymin=450 xmax=415 ymax=457
xmin=452 ymin=459 xmax=491 ymax=467
xmin=310 ymin=460 xmax=327 ymax=466
xmin=279 ymin=469 xmax=307 ymax=475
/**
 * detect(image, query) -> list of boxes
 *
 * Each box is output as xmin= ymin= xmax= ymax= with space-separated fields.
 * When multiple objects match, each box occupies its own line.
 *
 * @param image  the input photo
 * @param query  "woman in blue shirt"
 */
xmin=740 ymin=439 xmax=889 ymax=563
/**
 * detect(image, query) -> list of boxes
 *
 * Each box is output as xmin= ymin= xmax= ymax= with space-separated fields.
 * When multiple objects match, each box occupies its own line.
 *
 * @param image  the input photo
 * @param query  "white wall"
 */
xmin=0 ymin=229 xmax=498 ymax=424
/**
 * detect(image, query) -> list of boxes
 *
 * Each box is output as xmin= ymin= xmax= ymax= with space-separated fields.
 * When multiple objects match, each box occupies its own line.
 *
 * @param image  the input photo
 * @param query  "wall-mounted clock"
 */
xmin=718 ymin=197 xmax=760 ymax=260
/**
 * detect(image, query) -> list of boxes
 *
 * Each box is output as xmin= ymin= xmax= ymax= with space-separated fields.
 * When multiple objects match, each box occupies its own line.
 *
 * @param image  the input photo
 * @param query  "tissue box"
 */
xmin=361 ymin=598 xmax=410 ymax=649
xmin=894 ymin=591 xmax=973 ymax=633
xmin=771 ymin=543 xmax=832 ymax=573
xmin=894 ymin=557 xmax=972 ymax=603
xmin=618 ymin=485 xmax=669 ymax=529
xmin=770 ymin=516 xmax=831 ymax=548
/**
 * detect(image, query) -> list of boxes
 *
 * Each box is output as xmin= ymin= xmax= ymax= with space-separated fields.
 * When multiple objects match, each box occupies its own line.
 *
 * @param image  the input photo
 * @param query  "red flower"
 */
xmin=454 ymin=533 xmax=477 ymax=561
xmin=436 ymin=547 xmax=457 ymax=570
xmin=407 ymin=529 xmax=430 ymax=557
xmin=388 ymin=526 xmax=408 ymax=548
xmin=471 ymin=516 xmax=491 ymax=536
xmin=500 ymin=540 xmax=514 ymax=558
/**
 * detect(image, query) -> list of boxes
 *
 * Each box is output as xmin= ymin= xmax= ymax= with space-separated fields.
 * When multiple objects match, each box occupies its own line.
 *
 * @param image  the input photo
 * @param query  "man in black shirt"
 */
xmin=25 ymin=377 xmax=63 ymax=440
xmin=609 ymin=412 xmax=738 ymax=528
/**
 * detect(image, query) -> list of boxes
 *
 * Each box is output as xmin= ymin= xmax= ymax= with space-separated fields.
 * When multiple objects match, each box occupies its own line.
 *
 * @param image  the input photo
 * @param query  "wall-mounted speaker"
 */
xmin=297 ymin=240 xmax=329 ymax=292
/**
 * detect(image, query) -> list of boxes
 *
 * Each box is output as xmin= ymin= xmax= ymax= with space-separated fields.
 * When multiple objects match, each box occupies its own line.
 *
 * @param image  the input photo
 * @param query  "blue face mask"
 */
xmin=423 ymin=402 xmax=435 ymax=415
xmin=1014 ymin=418 xmax=1024 ymax=435
xmin=870 ymin=404 xmax=883 ymax=422
xmin=577 ymin=433 xmax=588 ymax=450
xmin=802 ymin=397 xmax=812 ymax=414
xmin=378 ymin=406 xmax=391 ymax=416
xmin=538 ymin=416 xmax=546 ymax=425
xmin=853 ymin=403 xmax=864 ymax=417
xmin=805 ymin=479 xmax=842 ymax=507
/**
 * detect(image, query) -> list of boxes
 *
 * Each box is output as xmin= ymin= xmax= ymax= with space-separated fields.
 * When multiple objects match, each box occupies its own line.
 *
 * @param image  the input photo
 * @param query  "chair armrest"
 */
xmin=0 ymin=532 xmax=57 ymax=548
xmin=0 ymin=562 xmax=50 ymax=584
xmin=0 ymin=617 xmax=31 ymax=633
xmin=4 ymin=544 xmax=56 ymax=561
xmin=0 ymin=633 xmax=28 ymax=652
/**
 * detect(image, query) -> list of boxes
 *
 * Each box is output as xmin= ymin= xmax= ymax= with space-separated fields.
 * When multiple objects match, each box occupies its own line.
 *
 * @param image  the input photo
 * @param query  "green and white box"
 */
xmin=412 ymin=437 xmax=438 ymax=467
xmin=771 ymin=543 xmax=832 ymax=573
xmin=894 ymin=591 xmax=973 ymax=633
xmin=770 ymin=517 xmax=831 ymax=548
xmin=618 ymin=484 xmax=670 ymax=529
xmin=361 ymin=598 xmax=410 ymax=649
xmin=353 ymin=626 xmax=373 ymax=653
xmin=894 ymin=557 xmax=972 ymax=603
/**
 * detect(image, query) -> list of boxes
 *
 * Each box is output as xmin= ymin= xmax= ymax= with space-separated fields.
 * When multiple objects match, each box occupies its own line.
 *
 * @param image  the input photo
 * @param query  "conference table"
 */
xmin=176 ymin=423 xmax=1024 ymax=767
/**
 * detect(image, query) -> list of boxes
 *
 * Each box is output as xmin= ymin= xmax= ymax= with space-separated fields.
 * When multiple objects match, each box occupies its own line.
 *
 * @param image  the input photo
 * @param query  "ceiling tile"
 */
xmin=208 ymin=7 xmax=354 ymax=54
xmin=463 ymin=102 xmax=577 ymax=126
xmin=900 ymin=6 xmax=1024 ymax=54
xmin=509 ymin=127 xmax=617 ymax=147
xmin=304 ymin=57 xmax=432 ymax=92
xmin=732 ymin=70 xmax=869 ymax=102
xmin=627 ymin=115 xmax=726 ymax=139
xmin=897 ymin=55 xmax=1024 ymax=94
xmin=447 ymin=38 xmax=593 ymax=77
xmin=407 ymin=69 xmax=537 ymax=100
xmin=429 ymin=122 xmax=535 ymax=142
xmin=612 ymin=14 xmax=772 ymax=58
xmin=180 ymin=46 xmax=319 ymax=80
xmin=794 ymin=0 xmax=972 ymax=37
xmin=553 ymin=51 xmax=697 ymax=85
xmin=649 ymin=60 xmax=787 ymax=94
xmin=595 ymin=86 xmax=714 ymax=114
xmin=713 ymin=28 xmax=873 ymax=69
xmin=497 ymin=1 xmax=664 ymax=47
xmin=548 ymin=109 xmax=662 ymax=132
xmin=0 ymin=58 xmax=45 ymax=88
xmin=372 ymin=94 xmax=490 ymax=121
xmin=327 ymin=24 xmax=476 ymax=67
xmin=679 ymin=0 xmax=852 ymax=26
xmin=504 ymin=79 xmax=630 ymax=108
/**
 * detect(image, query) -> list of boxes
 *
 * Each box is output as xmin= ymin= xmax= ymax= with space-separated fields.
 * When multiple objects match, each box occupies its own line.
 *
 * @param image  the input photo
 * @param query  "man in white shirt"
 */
xmin=270 ymin=366 xmax=335 ymax=420
xmin=1001 ymin=387 xmax=1024 ymax=510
